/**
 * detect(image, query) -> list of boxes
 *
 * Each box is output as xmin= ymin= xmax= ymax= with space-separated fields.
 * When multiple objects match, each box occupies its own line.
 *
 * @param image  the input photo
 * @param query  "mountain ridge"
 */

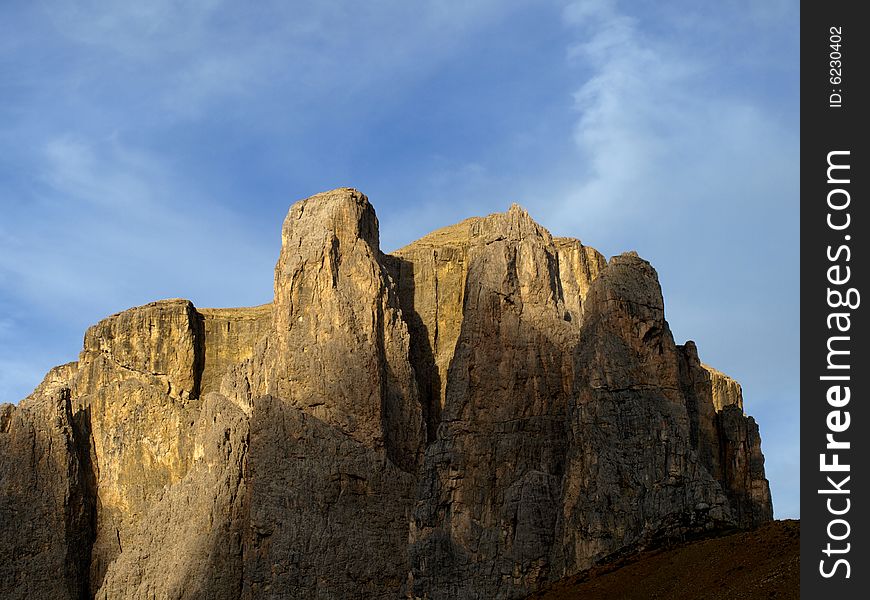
xmin=0 ymin=187 xmax=772 ymax=599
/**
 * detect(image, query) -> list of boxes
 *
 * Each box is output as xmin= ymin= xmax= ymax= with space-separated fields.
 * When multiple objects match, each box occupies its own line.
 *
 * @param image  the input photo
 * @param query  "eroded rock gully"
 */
xmin=0 ymin=188 xmax=772 ymax=599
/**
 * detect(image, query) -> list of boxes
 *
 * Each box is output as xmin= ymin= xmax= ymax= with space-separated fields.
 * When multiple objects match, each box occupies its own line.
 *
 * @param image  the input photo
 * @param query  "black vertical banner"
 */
xmin=801 ymin=3 xmax=869 ymax=598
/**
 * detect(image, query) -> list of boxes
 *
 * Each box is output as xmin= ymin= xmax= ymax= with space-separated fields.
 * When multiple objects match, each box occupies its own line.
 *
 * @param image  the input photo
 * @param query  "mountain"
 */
xmin=0 ymin=188 xmax=772 ymax=599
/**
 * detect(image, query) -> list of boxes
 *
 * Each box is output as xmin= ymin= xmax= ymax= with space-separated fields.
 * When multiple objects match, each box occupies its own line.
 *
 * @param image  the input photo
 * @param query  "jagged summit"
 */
xmin=1 ymin=188 xmax=771 ymax=600
xmin=395 ymin=200 xmax=554 ymax=254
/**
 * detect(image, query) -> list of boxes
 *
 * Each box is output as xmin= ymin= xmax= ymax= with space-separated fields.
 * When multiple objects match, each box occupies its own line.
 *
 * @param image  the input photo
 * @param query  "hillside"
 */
xmin=528 ymin=520 xmax=799 ymax=600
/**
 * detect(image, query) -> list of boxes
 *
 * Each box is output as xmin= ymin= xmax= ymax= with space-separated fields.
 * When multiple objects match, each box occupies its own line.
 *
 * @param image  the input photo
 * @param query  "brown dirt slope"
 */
xmin=528 ymin=520 xmax=799 ymax=600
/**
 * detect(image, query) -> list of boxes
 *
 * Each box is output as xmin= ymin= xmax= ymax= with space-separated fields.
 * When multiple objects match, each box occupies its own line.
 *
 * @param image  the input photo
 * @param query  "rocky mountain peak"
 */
xmin=0 ymin=189 xmax=772 ymax=600
xmin=279 ymin=187 xmax=379 ymax=252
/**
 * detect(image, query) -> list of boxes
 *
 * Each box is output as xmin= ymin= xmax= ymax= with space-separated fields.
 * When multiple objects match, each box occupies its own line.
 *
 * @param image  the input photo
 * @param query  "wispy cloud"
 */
xmin=35 ymin=0 xmax=531 ymax=121
xmin=1 ymin=133 xmax=275 ymax=320
xmin=542 ymin=0 xmax=797 ymax=242
xmin=43 ymin=0 xmax=224 ymax=58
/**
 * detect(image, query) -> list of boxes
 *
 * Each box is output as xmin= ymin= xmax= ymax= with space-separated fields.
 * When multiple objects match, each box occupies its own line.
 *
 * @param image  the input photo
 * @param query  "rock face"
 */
xmin=557 ymin=255 xmax=735 ymax=578
xmin=0 ymin=188 xmax=772 ymax=599
xmin=0 ymin=383 xmax=93 ymax=600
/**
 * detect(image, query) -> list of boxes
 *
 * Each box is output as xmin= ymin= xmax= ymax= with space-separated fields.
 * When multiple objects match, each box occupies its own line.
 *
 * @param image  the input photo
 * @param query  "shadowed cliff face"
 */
xmin=0 ymin=188 xmax=772 ymax=600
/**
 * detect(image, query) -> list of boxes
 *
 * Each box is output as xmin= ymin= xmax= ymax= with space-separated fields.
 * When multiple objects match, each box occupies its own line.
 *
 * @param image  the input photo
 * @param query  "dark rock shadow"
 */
xmin=70 ymin=402 xmax=97 ymax=600
xmin=410 ymin=250 xmax=573 ymax=599
xmin=382 ymin=254 xmax=441 ymax=445
xmin=243 ymin=395 xmax=416 ymax=599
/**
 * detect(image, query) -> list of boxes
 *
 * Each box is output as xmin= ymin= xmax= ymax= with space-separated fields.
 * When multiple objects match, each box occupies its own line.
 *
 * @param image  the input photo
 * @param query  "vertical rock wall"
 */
xmin=556 ymin=254 xmax=734 ymax=578
xmin=0 ymin=385 xmax=93 ymax=600
xmin=198 ymin=305 xmax=272 ymax=396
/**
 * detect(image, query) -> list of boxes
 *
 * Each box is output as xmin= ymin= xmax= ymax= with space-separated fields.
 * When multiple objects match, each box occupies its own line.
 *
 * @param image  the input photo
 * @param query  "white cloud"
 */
xmin=547 ymin=1 xmax=692 ymax=230
xmin=42 ymin=0 xmax=223 ymax=58
xmin=42 ymin=136 xmax=158 ymax=215
xmin=38 ymin=0 xmax=532 ymax=120
xmin=533 ymin=1 xmax=797 ymax=243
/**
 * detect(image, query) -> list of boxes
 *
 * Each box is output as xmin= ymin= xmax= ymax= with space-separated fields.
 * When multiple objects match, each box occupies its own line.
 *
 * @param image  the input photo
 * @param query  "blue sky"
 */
xmin=0 ymin=1 xmax=799 ymax=517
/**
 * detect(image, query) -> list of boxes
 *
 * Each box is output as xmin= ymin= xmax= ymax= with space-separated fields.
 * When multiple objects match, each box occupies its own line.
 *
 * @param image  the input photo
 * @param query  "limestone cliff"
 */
xmin=0 ymin=188 xmax=772 ymax=599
